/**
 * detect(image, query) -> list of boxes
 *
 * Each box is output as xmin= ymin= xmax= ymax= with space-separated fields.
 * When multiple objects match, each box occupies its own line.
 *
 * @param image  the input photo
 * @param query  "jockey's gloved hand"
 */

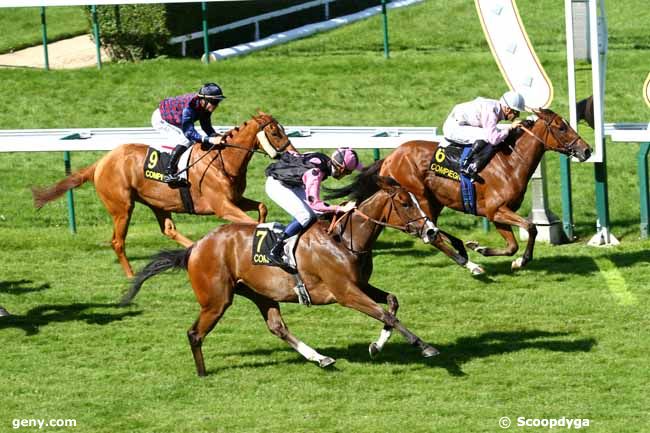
xmin=511 ymin=119 xmax=524 ymax=129
xmin=339 ymin=201 xmax=357 ymax=213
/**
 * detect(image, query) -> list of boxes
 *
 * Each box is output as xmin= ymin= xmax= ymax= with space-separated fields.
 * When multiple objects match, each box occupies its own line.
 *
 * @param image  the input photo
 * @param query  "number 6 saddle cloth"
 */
xmin=143 ymin=147 xmax=192 ymax=184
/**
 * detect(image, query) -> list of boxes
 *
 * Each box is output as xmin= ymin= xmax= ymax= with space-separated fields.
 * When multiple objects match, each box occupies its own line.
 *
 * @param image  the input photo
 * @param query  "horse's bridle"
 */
xmin=520 ymin=114 xmax=581 ymax=158
xmin=179 ymin=117 xmax=291 ymax=177
xmin=328 ymin=191 xmax=430 ymax=254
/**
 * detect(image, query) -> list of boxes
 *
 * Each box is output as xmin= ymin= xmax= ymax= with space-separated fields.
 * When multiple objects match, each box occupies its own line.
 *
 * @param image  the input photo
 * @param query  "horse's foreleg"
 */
xmin=152 ymin=208 xmax=193 ymax=247
xmin=431 ymin=230 xmax=485 ymax=275
xmin=466 ymin=212 xmax=536 ymax=270
xmin=338 ymin=286 xmax=439 ymax=358
xmin=236 ymin=197 xmax=267 ymax=223
xmin=242 ymin=287 xmax=334 ymax=367
xmin=492 ymin=210 xmax=537 ymax=270
xmin=211 ymin=198 xmax=257 ymax=224
xmin=362 ymin=285 xmax=399 ymax=357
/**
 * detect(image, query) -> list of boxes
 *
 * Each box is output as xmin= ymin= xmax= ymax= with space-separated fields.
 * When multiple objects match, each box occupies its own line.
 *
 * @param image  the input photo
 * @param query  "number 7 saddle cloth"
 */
xmin=251 ymin=223 xmax=299 ymax=273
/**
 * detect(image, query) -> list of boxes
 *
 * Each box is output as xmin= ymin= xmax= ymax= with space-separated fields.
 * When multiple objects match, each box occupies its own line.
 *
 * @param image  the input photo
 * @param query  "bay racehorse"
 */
xmin=380 ymin=108 xmax=592 ymax=272
xmin=32 ymin=112 xmax=293 ymax=278
xmin=121 ymin=165 xmax=440 ymax=376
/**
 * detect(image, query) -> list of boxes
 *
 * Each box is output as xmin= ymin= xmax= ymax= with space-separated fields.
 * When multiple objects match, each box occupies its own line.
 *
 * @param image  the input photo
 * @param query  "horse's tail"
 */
xmin=31 ymin=162 xmax=98 ymax=209
xmin=120 ymin=247 xmax=192 ymax=306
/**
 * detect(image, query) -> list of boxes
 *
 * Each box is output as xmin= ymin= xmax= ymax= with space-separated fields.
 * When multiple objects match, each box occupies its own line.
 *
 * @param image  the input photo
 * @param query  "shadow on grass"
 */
xmin=213 ymin=329 xmax=596 ymax=376
xmin=0 ymin=302 xmax=142 ymax=336
xmin=0 ymin=279 xmax=50 ymax=295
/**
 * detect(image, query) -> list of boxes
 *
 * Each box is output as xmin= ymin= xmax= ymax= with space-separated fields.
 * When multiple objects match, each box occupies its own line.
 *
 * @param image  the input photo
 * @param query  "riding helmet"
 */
xmin=198 ymin=83 xmax=226 ymax=101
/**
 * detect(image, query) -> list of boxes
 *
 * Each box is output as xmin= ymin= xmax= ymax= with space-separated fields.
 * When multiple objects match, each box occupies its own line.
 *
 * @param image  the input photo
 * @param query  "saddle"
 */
xmin=143 ymin=147 xmax=195 ymax=213
xmin=251 ymin=223 xmax=310 ymax=305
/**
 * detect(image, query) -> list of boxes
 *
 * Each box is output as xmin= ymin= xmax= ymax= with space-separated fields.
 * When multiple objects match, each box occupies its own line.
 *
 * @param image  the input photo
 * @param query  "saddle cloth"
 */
xmin=143 ymin=147 xmax=192 ymax=184
xmin=429 ymin=145 xmax=477 ymax=215
xmin=251 ymin=223 xmax=299 ymax=273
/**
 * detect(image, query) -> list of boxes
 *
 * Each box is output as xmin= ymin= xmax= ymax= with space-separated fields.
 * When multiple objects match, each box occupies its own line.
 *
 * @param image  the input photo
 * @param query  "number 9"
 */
xmin=148 ymin=151 xmax=158 ymax=169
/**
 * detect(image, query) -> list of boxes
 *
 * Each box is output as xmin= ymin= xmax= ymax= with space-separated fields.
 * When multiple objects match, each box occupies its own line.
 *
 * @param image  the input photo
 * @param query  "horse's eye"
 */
xmin=559 ymin=122 xmax=567 ymax=132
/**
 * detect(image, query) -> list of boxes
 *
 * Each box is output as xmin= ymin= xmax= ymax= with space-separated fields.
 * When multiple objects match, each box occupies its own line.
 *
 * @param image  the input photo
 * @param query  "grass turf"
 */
xmin=1 ymin=0 xmax=649 ymax=432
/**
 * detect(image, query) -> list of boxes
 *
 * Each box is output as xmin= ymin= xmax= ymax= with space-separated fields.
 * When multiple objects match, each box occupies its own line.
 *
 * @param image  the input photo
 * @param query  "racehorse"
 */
xmin=121 ymin=165 xmax=440 ymax=376
xmin=32 ymin=112 xmax=293 ymax=278
xmin=379 ymin=108 xmax=592 ymax=272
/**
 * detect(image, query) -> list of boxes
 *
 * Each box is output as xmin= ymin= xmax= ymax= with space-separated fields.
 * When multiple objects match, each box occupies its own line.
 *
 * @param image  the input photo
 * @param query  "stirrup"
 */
xmin=164 ymin=174 xmax=189 ymax=189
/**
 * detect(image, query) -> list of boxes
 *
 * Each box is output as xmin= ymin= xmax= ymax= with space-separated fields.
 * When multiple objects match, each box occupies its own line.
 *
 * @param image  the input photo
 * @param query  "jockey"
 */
xmin=442 ymin=90 xmax=526 ymax=181
xmin=264 ymin=147 xmax=363 ymax=266
xmin=151 ymin=82 xmax=226 ymax=187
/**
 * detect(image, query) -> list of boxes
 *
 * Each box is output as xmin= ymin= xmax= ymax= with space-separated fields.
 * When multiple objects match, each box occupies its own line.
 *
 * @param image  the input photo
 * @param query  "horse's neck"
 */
xmin=338 ymin=196 xmax=386 ymax=252
xmin=219 ymin=124 xmax=257 ymax=177
xmin=495 ymin=129 xmax=546 ymax=189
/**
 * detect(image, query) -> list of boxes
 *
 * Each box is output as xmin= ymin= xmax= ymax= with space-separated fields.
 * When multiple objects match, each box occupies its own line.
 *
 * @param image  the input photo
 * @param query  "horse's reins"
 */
xmin=173 ymin=118 xmax=290 ymax=177
xmin=519 ymin=114 xmax=580 ymax=158
xmin=327 ymin=193 xmax=429 ymax=254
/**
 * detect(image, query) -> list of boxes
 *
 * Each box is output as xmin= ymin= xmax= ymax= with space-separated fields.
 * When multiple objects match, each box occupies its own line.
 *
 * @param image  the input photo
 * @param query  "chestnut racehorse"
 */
xmin=380 ymin=108 xmax=592 ymax=272
xmin=32 ymin=112 xmax=293 ymax=278
xmin=121 ymin=166 xmax=440 ymax=376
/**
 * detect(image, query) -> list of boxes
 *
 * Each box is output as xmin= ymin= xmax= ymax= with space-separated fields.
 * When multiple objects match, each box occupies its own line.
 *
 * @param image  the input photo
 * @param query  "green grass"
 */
xmin=1 ymin=0 xmax=649 ymax=432
xmin=0 ymin=6 xmax=89 ymax=54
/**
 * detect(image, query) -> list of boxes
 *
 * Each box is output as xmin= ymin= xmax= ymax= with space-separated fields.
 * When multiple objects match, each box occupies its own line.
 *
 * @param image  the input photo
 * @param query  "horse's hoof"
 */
xmin=0 ymin=307 xmax=10 ymax=317
xmin=466 ymin=261 xmax=485 ymax=276
xmin=319 ymin=357 xmax=336 ymax=368
xmin=369 ymin=343 xmax=380 ymax=358
xmin=466 ymin=240 xmax=479 ymax=250
xmin=511 ymin=257 xmax=524 ymax=270
xmin=471 ymin=266 xmax=485 ymax=276
xmin=422 ymin=345 xmax=440 ymax=358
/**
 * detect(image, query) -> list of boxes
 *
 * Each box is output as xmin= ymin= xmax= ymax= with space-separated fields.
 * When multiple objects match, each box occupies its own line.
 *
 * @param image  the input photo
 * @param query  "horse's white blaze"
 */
xmin=374 ymin=328 xmax=393 ymax=351
xmin=256 ymin=130 xmax=277 ymax=158
xmin=408 ymin=192 xmax=438 ymax=242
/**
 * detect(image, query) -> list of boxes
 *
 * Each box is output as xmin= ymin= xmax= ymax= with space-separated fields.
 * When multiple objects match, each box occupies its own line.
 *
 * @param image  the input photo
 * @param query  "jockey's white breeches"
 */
xmin=442 ymin=116 xmax=490 ymax=145
xmin=151 ymin=109 xmax=191 ymax=149
xmin=265 ymin=177 xmax=316 ymax=227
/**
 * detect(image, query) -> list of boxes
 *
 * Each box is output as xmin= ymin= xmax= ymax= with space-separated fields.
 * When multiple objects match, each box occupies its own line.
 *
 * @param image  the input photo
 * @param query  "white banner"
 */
xmin=0 ymin=0 xmax=236 ymax=7
xmin=475 ymin=0 xmax=553 ymax=109
xmin=643 ymin=74 xmax=650 ymax=107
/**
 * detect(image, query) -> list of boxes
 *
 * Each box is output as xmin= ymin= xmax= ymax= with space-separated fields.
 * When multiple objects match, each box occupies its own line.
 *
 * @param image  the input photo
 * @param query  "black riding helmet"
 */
xmin=198 ymin=82 xmax=226 ymax=102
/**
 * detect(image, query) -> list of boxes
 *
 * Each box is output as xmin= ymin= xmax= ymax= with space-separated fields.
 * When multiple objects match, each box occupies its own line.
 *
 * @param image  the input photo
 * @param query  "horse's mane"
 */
xmin=324 ymin=159 xmax=392 ymax=203
xmin=219 ymin=112 xmax=273 ymax=143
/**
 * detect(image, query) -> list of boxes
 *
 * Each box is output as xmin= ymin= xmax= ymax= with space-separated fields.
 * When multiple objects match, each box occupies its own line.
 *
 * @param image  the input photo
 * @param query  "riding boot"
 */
xmin=268 ymin=232 xmax=290 ymax=265
xmin=164 ymin=145 xmax=189 ymax=188
xmin=461 ymin=140 xmax=489 ymax=180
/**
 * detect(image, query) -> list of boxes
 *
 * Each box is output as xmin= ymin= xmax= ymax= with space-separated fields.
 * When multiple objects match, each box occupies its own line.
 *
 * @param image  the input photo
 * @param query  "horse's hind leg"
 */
xmin=238 ymin=285 xmax=335 ymax=368
xmin=187 ymin=282 xmax=235 ymax=377
xmin=151 ymin=207 xmax=193 ymax=247
xmin=106 ymin=202 xmax=135 ymax=278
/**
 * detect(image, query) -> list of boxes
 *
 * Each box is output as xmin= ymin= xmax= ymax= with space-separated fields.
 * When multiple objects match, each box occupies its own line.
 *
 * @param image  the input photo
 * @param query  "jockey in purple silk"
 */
xmin=151 ymin=82 xmax=226 ymax=187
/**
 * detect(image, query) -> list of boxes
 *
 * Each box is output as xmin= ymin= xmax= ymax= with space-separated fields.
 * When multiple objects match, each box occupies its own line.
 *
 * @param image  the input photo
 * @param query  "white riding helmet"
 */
xmin=500 ymin=90 xmax=526 ymax=112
